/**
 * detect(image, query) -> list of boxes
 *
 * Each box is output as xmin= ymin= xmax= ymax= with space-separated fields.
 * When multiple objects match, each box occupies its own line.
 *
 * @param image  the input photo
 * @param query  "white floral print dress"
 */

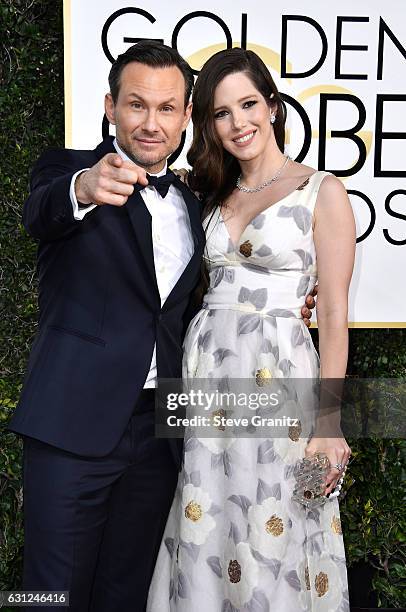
xmin=147 ymin=171 xmax=349 ymax=612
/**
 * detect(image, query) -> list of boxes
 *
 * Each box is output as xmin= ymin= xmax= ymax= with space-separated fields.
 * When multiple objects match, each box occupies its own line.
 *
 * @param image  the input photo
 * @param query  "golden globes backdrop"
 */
xmin=63 ymin=0 xmax=406 ymax=327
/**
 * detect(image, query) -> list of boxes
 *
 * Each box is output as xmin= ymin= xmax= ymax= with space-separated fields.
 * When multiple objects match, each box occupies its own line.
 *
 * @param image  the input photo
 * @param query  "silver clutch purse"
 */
xmin=292 ymin=452 xmax=330 ymax=509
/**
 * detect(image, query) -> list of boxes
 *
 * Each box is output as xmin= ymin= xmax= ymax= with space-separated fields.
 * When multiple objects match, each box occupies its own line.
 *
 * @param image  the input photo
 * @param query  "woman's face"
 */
xmin=212 ymin=71 xmax=275 ymax=163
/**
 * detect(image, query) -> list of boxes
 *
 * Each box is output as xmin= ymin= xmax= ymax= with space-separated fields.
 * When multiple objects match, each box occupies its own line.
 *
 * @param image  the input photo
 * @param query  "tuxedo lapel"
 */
xmin=125 ymin=189 xmax=159 ymax=294
xmin=174 ymin=177 xmax=205 ymax=248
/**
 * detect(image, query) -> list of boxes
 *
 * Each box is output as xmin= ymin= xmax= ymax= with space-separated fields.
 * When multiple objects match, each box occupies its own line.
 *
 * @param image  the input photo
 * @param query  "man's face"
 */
xmin=105 ymin=62 xmax=192 ymax=173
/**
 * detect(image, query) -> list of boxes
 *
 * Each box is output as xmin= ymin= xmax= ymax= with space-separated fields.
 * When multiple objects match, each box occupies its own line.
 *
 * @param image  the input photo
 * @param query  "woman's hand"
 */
xmin=305 ymin=435 xmax=351 ymax=496
xmin=172 ymin=168 xmax=189 ymax=184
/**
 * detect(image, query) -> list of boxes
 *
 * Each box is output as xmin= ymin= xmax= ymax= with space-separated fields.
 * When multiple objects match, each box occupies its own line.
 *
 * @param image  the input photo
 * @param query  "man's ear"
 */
xmin=105 ymin=93 xmax=116 ymax=125
xmin=182 ymin=101 xmax=193 ymax=131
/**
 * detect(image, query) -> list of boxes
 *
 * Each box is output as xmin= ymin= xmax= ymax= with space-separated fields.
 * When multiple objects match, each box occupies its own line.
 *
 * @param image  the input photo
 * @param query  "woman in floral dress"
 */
xmin=148 ymin=48 xmax=355 ymax=612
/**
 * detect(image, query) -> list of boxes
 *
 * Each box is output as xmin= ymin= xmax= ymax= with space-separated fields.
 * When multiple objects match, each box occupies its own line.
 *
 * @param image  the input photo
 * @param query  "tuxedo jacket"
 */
xmin=9 ymin=136 xmax=205 ymax=461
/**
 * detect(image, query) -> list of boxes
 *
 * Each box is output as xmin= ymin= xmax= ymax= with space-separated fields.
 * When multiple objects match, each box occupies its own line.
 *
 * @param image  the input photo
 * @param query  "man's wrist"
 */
xmin=75 ymin=171 xmax=92 ymax=206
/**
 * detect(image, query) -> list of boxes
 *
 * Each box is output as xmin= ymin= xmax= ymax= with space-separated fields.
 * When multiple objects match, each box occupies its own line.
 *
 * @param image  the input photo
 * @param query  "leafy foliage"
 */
xmin=0 ymin=1 xmax=405 ymax=607
xmin=0 ymin=0 xmax=64 ymax=594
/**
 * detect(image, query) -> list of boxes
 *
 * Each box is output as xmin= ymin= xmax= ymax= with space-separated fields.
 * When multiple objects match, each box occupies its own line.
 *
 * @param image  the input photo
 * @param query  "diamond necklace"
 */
xmin=236 ymin=155 xmax=291 ymax=193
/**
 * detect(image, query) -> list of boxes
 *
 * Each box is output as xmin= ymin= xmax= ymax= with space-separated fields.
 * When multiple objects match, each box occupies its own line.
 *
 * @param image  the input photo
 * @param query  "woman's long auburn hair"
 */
xmin=187 ymin=47 xmax=287 ymax=218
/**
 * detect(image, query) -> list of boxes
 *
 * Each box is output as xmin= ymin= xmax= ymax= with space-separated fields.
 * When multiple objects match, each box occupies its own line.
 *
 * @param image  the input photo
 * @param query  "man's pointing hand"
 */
xmin=75 ymin=153 xmax=149 ymax=207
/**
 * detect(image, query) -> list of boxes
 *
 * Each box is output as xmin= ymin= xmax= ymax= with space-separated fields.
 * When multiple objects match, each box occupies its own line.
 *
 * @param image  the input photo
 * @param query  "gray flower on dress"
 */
xmin=198 ymin=329 xmax=213 ymax=351
xmin=184 ymin=436 xmax=200 ymax=452
xmin=213 ymin=348 xmax=238 ymax=367
xmin=278 ymin=205 xmax=312 ymax=234
xmin=284 ymin=569 xmax=301 ymax=591
xmin=211 ymin=266 xmax=224 ymax=288
xmin=260 ymin=339 xmax=273 ymax=353
xmin=296 ymin=275 xmax=311 ymax=298
xmin=251 ymin=214 xmax=266 ymax=229
xmin=291 ymin=324 xmax=306 ymax=347
xmin=256 ymin=245 xmax=273 ymax=257
xmin=256 ymin=479 xmax=281 ymax=503
xmin=228 ymin=495 xmax=252 ymax=517
xmin=238 ymin=287 xmax=268 ymax=310
xmin=237 ymin=314 xmax=261 ymax=335
xmin=177 ymin=568 xmax=190 ymax=598
xmin=257 ymin=440 xmax=276 ymax=464
xmin=222 ymin=600 xmax=239 ymax=612
xmin=250 ymin=551 xmax=281 ymax=580
xmin=224 ymin=268 xmax=235 ymax=283
xmin=279 ymin=359 xmax=295 ymax=377
xmin=207 ymin=555 xmax=223 ymax=578
xmin=165 ymin=537 xmax=174 ymax=557
xmin=294 ymin=248 xmax=313 ymax=268
xmin=229 ymin=521 xmax=243 ymax=545
xmin=180 ymin=539 xmax=200 ymax=562
xmin=246 ymin=588 xmax=271 ymax=611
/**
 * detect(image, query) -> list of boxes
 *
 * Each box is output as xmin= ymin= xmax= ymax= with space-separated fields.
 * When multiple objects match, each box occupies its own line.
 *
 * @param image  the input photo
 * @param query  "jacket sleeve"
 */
xmin=22 ymin=149 xmax=90 ymax=241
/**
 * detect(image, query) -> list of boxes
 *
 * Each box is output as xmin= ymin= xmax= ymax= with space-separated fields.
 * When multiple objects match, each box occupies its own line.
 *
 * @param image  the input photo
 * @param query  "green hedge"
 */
xmin=0 ymin=0 xmax=64 ymax=595
xmin=0 ymin=1 xmax=405 ymax=607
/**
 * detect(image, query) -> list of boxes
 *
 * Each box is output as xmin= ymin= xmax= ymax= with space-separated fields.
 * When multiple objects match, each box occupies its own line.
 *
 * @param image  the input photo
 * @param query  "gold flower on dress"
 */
xmin=248 ymin=497 xmax=289 ymax=559
xmin=228 ymin=559 xmax=241 ymax=583
xmin=181 ymin=484 xmax=216 ymax=545
xmin=296 ymin=177 xmax=310 ymax=191
xmin=315 ymin=571 xmax=329 ymax=597
xmin=239 ymin=240 xmax=253 ymax=257
xmin=331 ymin=515 xmax=342 ymax=535
xmin=211 ymin=408 xmax=226 ymax=431
xmin=265 ymin=514 xmax=284 ymax=536
xmin=301 ymin=553 xmax=343 ymax=609
xmin=288 ymin=420 xmax=302 ymax=441
xmin=184 ymin=500 xmax=203 ymax=522
xmin=224 ymin=541 xmax=259 ymax=607
xmin=255 ymin=367 xmax=272 ymax=386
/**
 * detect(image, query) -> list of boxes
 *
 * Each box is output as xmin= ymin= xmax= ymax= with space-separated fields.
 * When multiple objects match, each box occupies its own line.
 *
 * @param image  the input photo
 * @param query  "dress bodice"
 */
xmin=202 ymin=171 xmax=330 ymax=319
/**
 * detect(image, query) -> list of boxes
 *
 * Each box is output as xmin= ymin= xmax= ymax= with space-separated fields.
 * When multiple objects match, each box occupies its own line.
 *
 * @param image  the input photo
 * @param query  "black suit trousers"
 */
xmin=22 ymin=392 xmax=178 ymax=612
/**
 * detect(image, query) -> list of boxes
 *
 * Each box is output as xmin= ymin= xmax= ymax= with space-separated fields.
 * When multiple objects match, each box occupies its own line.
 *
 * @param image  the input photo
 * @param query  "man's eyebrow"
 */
xmin=213 ymin=94 xmax=259 ymax=113
xmin=127 ymin=93 xmax=178 ymax=104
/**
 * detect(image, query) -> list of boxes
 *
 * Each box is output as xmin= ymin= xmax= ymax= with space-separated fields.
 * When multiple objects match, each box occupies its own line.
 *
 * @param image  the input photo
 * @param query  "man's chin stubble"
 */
xmin=119 ymin=141 xmax=174 ymax=170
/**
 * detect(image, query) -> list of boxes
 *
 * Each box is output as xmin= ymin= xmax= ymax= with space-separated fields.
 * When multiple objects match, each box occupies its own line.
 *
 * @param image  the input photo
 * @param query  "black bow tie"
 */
xmin=144 ymin=171 xmax=178 ymax=198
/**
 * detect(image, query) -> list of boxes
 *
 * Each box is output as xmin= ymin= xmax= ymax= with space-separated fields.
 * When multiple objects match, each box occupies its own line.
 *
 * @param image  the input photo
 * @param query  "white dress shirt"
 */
xmin=69 ymin=139 xmax=194 ymax=387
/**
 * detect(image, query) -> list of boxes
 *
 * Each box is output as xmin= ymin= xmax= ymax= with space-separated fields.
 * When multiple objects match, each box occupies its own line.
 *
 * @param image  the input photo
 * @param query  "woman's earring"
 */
xmin=270 ymin=113 xmax=276 ymax=124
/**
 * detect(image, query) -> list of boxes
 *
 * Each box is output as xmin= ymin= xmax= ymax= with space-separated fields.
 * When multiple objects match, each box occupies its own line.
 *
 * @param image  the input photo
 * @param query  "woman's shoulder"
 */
xmin=289 ymin=161 xmax=330 ymax=181
xmin=289 ymin=161 xmax=344 ymax=192
xmin=290 ymin=161 xmax=317 ymax=176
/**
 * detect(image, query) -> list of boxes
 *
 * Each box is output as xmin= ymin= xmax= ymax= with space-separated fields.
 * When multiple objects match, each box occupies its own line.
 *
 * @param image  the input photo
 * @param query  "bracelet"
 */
xmin=327 ymin=465 xmax=347 ymax=498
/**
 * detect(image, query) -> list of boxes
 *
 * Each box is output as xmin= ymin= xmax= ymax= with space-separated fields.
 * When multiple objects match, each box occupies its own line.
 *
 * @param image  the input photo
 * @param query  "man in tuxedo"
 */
xmin=9 ymin=41 xmax=205 ymax=611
